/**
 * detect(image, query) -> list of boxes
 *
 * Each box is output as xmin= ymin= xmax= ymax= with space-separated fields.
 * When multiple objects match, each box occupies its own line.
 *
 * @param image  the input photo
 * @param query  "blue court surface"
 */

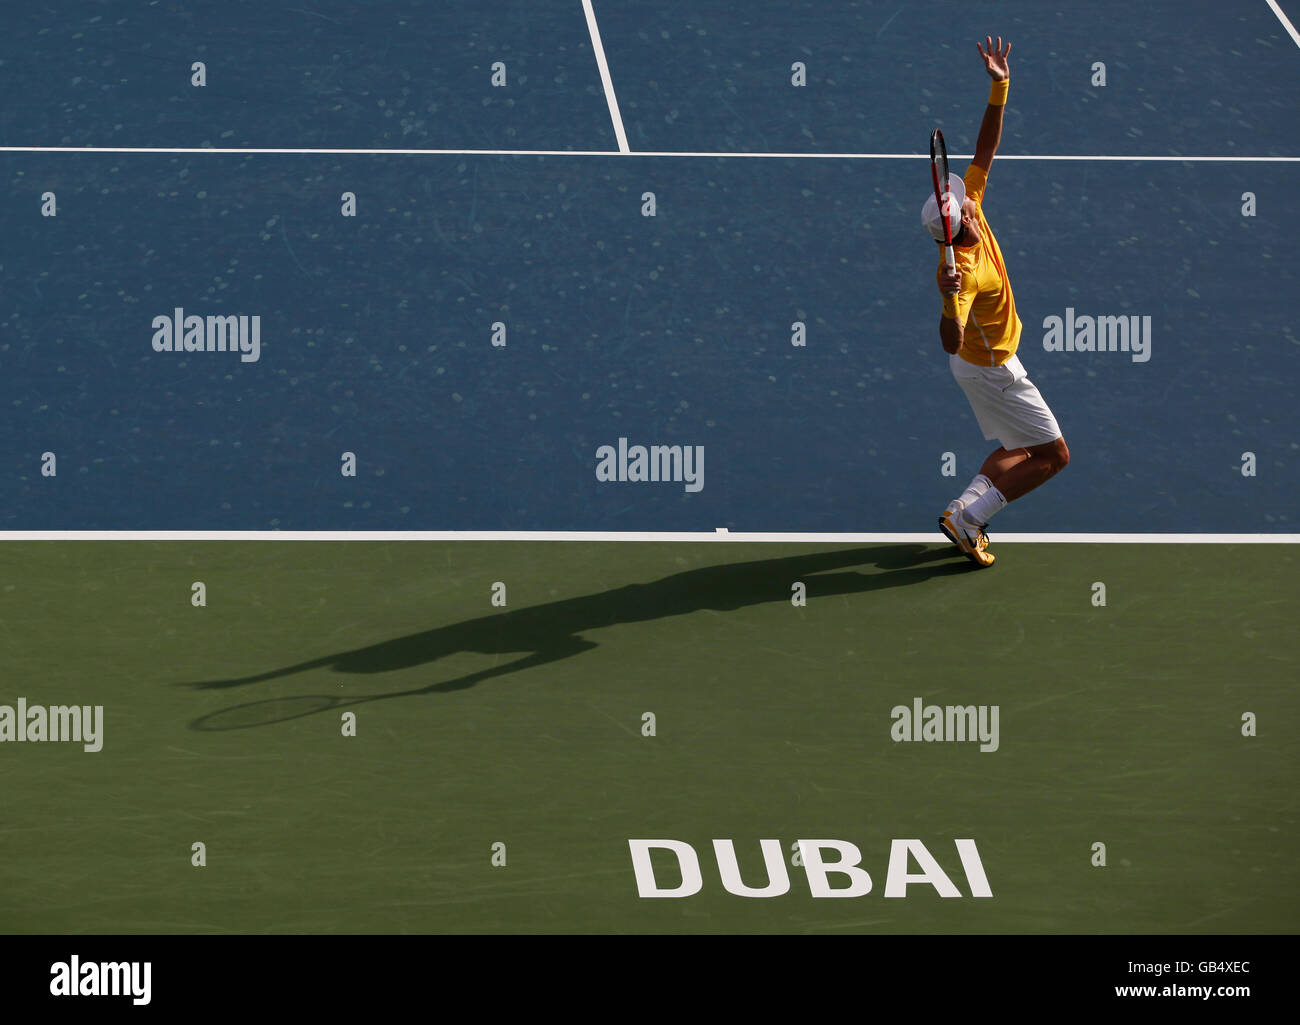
xmin=2 ymin=0 xmax=1297 ymax=532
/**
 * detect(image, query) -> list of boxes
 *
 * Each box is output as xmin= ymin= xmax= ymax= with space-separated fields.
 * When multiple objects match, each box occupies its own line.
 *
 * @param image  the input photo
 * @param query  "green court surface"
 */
xmin=1 ymin=540 xmax=1295 ymax=934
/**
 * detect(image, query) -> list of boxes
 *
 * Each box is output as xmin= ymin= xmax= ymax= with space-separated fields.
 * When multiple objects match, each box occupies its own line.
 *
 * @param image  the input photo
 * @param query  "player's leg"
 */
xmin=962 ymin=434 xmax=1067 ymax=527
xmin=946 ymin=445 xmax=1031 ymax=517
xmin=941 ymin=363 xmax=1010 ymax=565
xmin=948 ymin=447 xmax=1027 ymax=511
xmin=943 ymin=361 xmax=1065 ymax=559
xmin=979 ymin=445 xmax=1032 ymax=480
xmin=987 ymin=436 xmax=1069 ymax=501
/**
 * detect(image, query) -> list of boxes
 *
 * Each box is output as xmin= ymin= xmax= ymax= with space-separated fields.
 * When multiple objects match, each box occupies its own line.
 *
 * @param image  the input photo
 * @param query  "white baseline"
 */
xmin=0 ymin=531 xmax=1295 ymax=543
xmin=0 ymin=146 xmax=1296 ymax=162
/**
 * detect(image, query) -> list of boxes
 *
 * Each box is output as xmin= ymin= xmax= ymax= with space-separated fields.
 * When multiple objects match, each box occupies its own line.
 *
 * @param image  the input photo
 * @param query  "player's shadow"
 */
xmin=182 ymin=544 xmax=967 ymax=729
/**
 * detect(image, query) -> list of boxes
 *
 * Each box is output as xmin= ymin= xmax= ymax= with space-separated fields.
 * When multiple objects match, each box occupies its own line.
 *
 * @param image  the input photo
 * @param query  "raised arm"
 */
xmin=971 ymin=36 xmax=1010 ymax=172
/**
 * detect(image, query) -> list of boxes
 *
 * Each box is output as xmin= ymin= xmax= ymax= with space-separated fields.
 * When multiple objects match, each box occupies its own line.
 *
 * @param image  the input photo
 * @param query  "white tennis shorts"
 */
xmin=950 ymin=353 xmax=1062 ymax=450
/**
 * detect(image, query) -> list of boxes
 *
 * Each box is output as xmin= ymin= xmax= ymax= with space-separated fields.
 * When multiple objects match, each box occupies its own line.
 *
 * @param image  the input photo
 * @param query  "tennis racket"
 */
xmin=190 ymin=679 xmax=478 ymax=731
xmin=188 ymin=652 xmax=548 ymax=730
xmin=929 ymin=128 xmax=955 ymax=270
xmin=189 ymin=673 xmax=494 ymax=730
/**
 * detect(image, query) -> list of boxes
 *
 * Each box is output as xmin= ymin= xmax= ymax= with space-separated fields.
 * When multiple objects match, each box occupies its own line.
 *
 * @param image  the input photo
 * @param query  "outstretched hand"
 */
xmin=977 ymin=36 xmax=1010 ymax=81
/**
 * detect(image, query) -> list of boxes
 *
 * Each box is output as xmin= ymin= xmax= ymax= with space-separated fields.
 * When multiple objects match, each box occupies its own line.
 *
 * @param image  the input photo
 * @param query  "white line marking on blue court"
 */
xmin=1 ymin=532 xmax=1295 ymax=543
xmin=581 ymin=0 xmax=630 ymax=154
xmin=1 ymin=146 xmax=1297 ymax=162
xmin=1265 ymin=0 xmax=1300 ymax=48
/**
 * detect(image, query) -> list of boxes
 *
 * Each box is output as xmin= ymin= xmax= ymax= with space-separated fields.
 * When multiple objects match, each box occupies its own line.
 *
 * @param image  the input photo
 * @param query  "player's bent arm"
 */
xmin=939 ymin=313 xmax=963 ymax=354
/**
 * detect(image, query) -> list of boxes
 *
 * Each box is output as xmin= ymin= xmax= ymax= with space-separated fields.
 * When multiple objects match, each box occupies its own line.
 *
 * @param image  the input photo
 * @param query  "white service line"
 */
xmin=581 ymin=0 xmax=629 ymax=154
xmin=0 ymin=531 xmax=1296 ymax=543
xmin=1265 ymin=0 xmax=1300 ymax=49
xmin=0 ymin=145 xmax=1296 ymax=161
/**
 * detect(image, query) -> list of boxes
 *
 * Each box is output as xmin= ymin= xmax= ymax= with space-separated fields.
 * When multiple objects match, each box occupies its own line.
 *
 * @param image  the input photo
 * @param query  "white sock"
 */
xmin=957 ymin=473 xmax=993 ymax=507
xmin=964 ymin=486 xmax=1008 ymax=526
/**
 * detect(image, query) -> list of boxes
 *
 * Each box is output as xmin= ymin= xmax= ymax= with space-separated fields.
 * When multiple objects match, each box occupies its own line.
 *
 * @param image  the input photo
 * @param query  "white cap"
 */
xmin=921 ymin=173 xmax=967 ymax=242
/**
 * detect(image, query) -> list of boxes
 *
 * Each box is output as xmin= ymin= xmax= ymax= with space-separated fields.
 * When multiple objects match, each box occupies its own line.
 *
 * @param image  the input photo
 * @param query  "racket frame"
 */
xmin=929 ymin=129 xmax=956 ymax=269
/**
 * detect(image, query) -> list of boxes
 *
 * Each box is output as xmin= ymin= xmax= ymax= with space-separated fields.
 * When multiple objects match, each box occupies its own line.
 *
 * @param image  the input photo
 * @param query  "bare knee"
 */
xmin=1028 ymin=437 xmax=1069 ymax=474
xmin=1053 ymin=437 xmax=1070 ymax=472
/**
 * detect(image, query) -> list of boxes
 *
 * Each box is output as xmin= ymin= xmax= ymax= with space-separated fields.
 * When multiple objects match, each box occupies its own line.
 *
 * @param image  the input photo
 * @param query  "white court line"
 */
xmin=0 ymin=531 xmax=1295 ymax=543
xmin=0 ymin=146 xmax=1296 ymax=162
xmin=581 ymin=0 xmax=629 ymax=154
xmin=1266 ymin=0 xmax=1300 ymax=48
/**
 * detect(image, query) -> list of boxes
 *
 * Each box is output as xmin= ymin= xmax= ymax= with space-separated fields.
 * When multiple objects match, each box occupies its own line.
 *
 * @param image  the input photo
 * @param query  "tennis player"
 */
xmin=925 ymin=36 xmax=1069 ymax=568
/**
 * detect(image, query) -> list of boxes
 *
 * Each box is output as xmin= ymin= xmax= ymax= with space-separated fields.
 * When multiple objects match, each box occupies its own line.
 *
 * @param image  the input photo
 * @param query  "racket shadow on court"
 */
xmin=182 ymin=544 xmax=968 ymax=730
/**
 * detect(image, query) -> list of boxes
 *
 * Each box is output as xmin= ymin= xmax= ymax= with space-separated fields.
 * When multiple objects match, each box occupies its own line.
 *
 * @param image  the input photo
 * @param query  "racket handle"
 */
xmin=944 ymin=245 xmax=955 ymax=269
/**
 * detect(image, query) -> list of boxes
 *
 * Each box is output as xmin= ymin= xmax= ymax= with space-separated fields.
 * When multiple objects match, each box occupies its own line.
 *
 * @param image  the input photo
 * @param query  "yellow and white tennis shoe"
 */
xmin=939 ymin=501 xmax=994 ymax=568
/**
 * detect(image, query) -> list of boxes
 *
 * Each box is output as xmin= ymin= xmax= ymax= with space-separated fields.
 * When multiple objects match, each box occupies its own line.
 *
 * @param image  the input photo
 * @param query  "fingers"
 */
xmin=977 ymin=36 xmax=1012 ymax=59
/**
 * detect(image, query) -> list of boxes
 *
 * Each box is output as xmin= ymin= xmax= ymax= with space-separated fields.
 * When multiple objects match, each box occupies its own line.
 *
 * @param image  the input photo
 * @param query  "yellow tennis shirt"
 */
xmin=937 ymin=163 xmax=1022 ymax=367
